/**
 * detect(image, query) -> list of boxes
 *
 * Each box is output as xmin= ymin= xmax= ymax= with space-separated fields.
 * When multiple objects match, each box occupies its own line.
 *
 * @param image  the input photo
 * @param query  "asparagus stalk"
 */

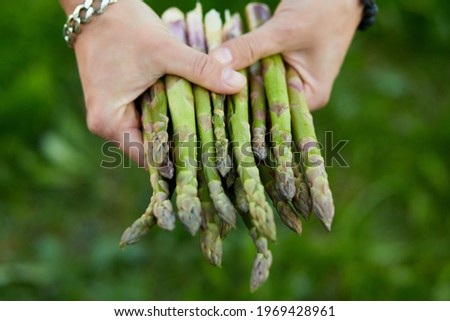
xmin=119 ymin=90 xmax=177 ymax=247
xmin=249 ymin=61 xmax=268 ymax=161
xmin=245 ymin=3 xmax=295 ymax=201
xmin=259 ymin=164 xmax=303 ymax=235
xmin=145 ymin=80 xmax=174 ymax=179
xmin=249 ymin=227 xmax=273 ymax=292
xmin=162 ymin=8 xmax=202 ymax=235
xmin=224 ymin=13 xmax=276 ymax=242
xmin=292 ymin=162 xmax=313 ymax=221
xmin=186 ymin=3 xmax=237 ymax=228
xmin=198 ymin=170 xmax=222 ymax=268
xmin=142 ymin=92 xmax=176 ymax=231
xmin=205 ymin=9 xmax=232 ymax=178
xmin=286 ymin=66 xmax=335 ymax=230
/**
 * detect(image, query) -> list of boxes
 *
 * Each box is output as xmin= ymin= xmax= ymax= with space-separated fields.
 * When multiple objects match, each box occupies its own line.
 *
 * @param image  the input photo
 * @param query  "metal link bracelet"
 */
xmin=63 ymin=0 xmax=118 ymax=48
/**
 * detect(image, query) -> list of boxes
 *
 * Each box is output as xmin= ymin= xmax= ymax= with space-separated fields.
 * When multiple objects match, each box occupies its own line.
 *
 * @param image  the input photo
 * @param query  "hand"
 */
xmin=212 ymin=0 xmax=363 ymax=110
xmin=60 ymin=0 xmax=246 ymax=166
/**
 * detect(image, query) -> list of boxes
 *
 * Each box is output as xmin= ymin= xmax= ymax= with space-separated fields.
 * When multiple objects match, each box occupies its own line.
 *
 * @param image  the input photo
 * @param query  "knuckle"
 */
xmin=191 ymin=54 xmax=210 ymax=80
xmin=234 ymin=38 xmax=257 ymax=65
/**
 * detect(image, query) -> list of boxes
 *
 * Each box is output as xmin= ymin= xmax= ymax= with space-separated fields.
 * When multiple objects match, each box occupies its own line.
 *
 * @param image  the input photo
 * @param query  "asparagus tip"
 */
xmin=276 ymin=171 xmax=296 ymax=200
xmin=119 ymin=224 xmax=148 ymax=248
xmin=178 ymin=200 xmax=202 ymax=236
xmin=280 ymin=213 xmax=303 ymax=235
xmin=200 ymin=225 xmax=223 ymax=267
xmin=249 ymin=235 xmax=273 ymax=292
xmin=153 ymin=201 xmax=176 ymax=231
xmin=311 ymin=192 xmax=335 ymax=232
xmin=250 ymin=252 xmax=272 ymax=293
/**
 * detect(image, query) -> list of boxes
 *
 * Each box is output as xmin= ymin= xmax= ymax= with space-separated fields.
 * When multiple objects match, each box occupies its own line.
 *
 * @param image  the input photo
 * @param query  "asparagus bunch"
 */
xmin=186 ymin=3 xmax=237 ymax=228
xmin=205 ymin=10 xmax=232 ymax=178
xmin=162 ymin=8 xmax=202 ymax=235
xmin=246 ymin=3 xmax=295 ymax=201
xmin=224 ymin=12 xmax=276 ymax=242
xmin=120 ymin=3 xmax=337 ymax=293
xmin=286 ymin=66 xmax=335 ymax=230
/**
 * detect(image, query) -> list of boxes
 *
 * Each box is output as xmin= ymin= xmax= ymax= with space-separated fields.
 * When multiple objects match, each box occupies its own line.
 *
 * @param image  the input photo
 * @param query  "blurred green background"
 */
xmin=1 ymin=0 xmax=449 ymax=300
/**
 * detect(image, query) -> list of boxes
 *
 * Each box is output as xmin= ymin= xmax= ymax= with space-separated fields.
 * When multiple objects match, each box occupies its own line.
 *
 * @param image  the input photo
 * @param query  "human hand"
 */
xmin=212 ymin=0 xmax=363 ymax=110
xmin=60 ymin=0 xmax=246 ymax=166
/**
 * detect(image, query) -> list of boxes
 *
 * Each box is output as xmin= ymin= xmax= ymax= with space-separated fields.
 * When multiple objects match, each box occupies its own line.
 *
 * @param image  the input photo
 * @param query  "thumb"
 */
xmin=162 ymin=39 xmax=246 ymax=95
xmin=211 ymin=23 xmax=281 ymax=70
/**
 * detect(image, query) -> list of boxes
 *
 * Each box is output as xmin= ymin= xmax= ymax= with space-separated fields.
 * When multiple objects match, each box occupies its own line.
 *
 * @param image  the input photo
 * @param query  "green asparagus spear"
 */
xmin=198 ymin=170 xmax=222 ymax=268
xmin=186 ymin=3 xmax=237 ymax=228
xmin=224 ymin=13 xmax=276 ymax=242
xmin=145 ymin=80 xmax=174 ymax=179
xmin=286 ymin=66 xmax=335 ymax=230
xmin=142 ymin=91 xmax=176 ymax=231
xmin=259 ymin=164 xmax=303 ymax=235
xmin=249 ymin=61 xmax=268 ymax=161
xmin=119 ymin=89 xmax=177 ymax=247
xmin=240 ymin=209 xmax=272 ymax=293
xmin=162 ymin=8 xmax=202 ymax=235
xmin=205 ymin=9 xmax=232 ymax=178
xmin=245 ymin=3 xmax=295 ymax=201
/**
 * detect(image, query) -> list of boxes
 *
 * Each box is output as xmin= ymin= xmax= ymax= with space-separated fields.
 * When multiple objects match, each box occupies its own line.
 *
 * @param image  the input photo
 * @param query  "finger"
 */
xmin=211 ymin=23 xmax=281 ymax=70
xmin=162 ymin=39 xmax=246 ymax=95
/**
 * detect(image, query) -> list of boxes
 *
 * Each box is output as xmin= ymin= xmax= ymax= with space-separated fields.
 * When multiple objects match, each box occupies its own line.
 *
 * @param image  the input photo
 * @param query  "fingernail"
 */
xmin=222 ymin=67 xmax=246 ymax=88
xmin=212 ymin=48 xmax=233 ymax=65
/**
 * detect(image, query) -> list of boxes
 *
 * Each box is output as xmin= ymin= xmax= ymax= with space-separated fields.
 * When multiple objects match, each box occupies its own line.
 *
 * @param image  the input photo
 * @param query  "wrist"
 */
xmin=60 ymin=0 xmax=81 ymax=15
xmin=62 ymin=0 xmax=120 ymax=48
